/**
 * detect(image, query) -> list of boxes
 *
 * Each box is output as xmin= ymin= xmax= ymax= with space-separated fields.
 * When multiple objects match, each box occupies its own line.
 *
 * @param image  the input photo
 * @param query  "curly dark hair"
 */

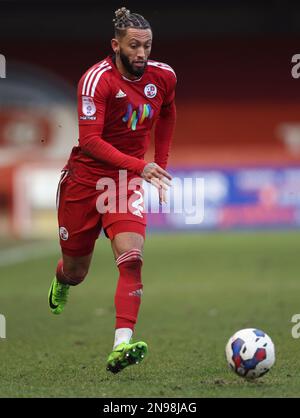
xmin=113 ymin=7 xmax=151 ymax=37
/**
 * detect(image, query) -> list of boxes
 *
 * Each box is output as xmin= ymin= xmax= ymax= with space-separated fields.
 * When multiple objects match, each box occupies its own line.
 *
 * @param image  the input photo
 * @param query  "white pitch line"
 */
xmin=0 ymin=242 xmax=58 ymax=267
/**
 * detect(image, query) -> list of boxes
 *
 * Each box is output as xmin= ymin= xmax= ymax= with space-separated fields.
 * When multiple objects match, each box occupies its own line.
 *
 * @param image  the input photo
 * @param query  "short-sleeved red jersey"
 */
xmin=66 ymin=55 xmax=176 ymax=187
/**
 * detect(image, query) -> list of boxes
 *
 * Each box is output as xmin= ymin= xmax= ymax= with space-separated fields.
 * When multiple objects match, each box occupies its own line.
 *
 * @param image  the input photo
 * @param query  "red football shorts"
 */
xmin=56 ymin=171 xmax=147 ymax=257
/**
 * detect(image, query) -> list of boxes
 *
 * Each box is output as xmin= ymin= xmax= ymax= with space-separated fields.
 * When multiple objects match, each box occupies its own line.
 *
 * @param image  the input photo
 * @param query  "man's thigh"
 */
xmin=102 ymin=183 xmax=147 ymax=255
xmin=57 ymin=174 xmax=103 ymax=257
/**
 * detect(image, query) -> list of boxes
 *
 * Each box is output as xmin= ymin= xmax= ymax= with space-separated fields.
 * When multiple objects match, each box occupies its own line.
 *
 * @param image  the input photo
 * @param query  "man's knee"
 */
xmin=63 ymin=266 xmax=89 ymax=285
xmin=59 ymin=254 xmax=92 ymax=286
xmin=111 ymin=231 xmax=144 ymax=260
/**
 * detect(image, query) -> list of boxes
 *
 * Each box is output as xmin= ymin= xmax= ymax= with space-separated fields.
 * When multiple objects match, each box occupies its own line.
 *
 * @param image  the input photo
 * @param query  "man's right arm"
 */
xmin=79 ymin=124 xmax=147 ymax=174
xmin=80 ymin=125 xmax=172 ymax=188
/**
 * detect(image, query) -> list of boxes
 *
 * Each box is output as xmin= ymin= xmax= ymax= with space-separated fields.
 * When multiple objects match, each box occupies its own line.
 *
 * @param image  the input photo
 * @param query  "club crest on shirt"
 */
xmin=144 ymin=83 xmax=157 ymax=98
xmin=82 ymin=96 xmax=96 ymax=116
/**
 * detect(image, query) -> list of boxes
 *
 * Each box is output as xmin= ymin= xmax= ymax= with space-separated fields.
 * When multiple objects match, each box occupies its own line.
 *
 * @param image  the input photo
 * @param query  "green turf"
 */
xmin=0 ymin=231 xmax=299 ymax=398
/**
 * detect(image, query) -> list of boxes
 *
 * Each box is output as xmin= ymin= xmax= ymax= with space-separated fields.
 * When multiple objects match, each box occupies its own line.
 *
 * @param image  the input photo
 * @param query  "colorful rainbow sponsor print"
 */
xmin=122 ymin=103 xmax=154 ymax=130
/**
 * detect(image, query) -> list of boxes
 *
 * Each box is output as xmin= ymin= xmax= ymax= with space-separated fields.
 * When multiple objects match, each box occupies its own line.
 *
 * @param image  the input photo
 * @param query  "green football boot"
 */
xmin=106 ymin=341 xmax=148 ymax=374
xmin=48 ymin=277 xmax=70 ymax=315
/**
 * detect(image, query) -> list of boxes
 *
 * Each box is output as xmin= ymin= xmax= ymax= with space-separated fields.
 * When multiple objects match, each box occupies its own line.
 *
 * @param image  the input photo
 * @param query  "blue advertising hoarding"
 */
xmin=144 ymin=166 xmax=300 ymax=230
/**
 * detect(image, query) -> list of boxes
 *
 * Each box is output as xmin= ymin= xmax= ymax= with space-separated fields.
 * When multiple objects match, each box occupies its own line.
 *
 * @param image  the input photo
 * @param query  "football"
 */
xmin=225 ymin=328 xmax=275 ymax=379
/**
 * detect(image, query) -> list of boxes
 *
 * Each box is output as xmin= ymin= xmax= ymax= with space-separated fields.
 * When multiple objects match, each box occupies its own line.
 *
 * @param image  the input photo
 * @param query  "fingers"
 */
xmin=147 ymin=173 xmax=171 ymax=188
xmin=159 ymin=175 xmax=172 ymax=187
xmin=156 ymin=166 xmax=172 ymax=182
xmin=159 ymin=187 xmax=167 ymax=204
xmin=140 ymin=162 xmax=169 ymax=204
xmin=141 ymin=163 xmax=172 ymax=197
xmin=150 ymin=177 xmax=168 ymax=191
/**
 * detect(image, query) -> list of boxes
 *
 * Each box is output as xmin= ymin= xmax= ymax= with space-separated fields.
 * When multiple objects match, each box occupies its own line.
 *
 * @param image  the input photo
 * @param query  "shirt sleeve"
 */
xmin=154 ymin=71 xmax=177 ymax=169
xmin=154 ymin=101 xmax=176 ymax=170
xmin=162 ymin=69 xmax=177 ymax=107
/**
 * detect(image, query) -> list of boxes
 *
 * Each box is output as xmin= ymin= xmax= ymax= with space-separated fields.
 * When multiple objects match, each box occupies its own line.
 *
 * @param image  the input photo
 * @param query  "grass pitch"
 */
xmin=0 ymin=231 xmax=299 ymax=398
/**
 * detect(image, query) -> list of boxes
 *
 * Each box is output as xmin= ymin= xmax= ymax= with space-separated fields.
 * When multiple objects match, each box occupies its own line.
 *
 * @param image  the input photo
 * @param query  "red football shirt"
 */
xmin=66 ymin=55 xmax=177 ymax=187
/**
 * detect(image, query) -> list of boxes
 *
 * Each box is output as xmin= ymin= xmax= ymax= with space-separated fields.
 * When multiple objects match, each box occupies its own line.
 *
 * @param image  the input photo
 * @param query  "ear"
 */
xmin=111 ymin=38 xmax=119 ymax=54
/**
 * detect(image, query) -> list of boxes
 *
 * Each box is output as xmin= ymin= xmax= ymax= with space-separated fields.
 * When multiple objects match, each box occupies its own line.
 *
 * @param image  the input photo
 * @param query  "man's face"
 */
xmin=115 ymin=28 xmax=152 ymax=77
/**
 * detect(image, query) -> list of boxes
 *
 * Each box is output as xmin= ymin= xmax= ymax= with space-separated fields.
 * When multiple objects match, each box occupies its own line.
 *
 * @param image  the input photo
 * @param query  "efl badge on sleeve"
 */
xmin=82 ymin=96 xmax=96 ymax=116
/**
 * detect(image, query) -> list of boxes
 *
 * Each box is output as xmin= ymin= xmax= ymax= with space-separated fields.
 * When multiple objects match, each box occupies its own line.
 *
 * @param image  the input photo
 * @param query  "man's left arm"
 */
xmin=154 ymin=99 xmax=176 ymax=170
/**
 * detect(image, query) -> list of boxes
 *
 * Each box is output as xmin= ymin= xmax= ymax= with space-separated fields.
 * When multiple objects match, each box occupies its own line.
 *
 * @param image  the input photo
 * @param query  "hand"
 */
xmin=141 ymin=162 xmax=172 ymax=192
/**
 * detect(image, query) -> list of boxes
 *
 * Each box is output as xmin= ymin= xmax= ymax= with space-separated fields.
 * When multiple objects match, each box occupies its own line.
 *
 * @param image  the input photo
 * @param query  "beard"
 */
xmin=119 ymin=49 xmax=147 ymax=77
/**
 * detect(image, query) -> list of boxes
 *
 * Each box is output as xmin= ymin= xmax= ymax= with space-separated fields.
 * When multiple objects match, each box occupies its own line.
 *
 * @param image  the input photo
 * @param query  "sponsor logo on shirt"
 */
xmin=144 ymin=83 xmax=157 ymax=98
xmin=122 ymin=103 xmax=154 ymax=131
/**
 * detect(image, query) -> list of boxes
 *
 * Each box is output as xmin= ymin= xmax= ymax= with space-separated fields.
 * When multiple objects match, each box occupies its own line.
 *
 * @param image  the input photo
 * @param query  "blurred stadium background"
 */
xmin=1 ymin=0 xmax=300 ymax=398
xmin=1 ymin=0 xmax=300 ymax=237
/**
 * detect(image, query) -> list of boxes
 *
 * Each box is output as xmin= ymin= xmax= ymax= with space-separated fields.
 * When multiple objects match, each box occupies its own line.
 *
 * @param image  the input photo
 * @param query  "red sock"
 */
xmin=114 ymin=249 xmax=143 ymax=331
